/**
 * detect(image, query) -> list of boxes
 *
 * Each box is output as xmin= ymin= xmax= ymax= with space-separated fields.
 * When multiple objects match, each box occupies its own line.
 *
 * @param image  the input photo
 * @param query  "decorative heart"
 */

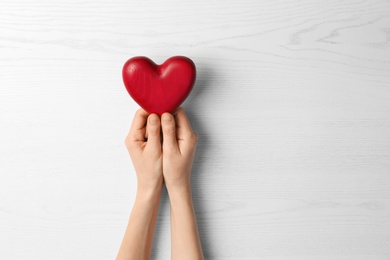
xmin=122 ymin=56 xmax=196 ymax=115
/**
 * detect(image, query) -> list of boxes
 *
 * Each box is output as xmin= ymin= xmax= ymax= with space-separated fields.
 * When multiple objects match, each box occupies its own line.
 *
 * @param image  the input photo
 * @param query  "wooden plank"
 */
xmin=0 ymin=0 xmax=389 ymax=259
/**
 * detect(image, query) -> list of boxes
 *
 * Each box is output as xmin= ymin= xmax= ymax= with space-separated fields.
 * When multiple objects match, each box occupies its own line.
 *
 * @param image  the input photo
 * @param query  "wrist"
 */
xmin=166 ymin=182 xmax=192 ymax=201
xmin=136 ymin=183 xmax=162 ymax=204
xmin=165 ymin=176 xmax=191 ymax=193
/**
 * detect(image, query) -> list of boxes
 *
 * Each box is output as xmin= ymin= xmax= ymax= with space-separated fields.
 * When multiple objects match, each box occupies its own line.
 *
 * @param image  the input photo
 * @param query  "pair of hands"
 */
xmin=125 ymin=107 xmax=198 ymax=195
xmin=118 ymin=107 xmax=204 ymax=260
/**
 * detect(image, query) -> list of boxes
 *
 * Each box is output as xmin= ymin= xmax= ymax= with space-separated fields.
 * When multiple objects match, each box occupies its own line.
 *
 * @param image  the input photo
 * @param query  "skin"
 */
xmin=116 ymin=107 xmax=204 ymax=260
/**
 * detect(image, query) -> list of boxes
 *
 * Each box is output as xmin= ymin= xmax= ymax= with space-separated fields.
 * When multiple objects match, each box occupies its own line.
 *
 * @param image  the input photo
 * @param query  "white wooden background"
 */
xmin=1 ymin=0 xmax=390 ymax=259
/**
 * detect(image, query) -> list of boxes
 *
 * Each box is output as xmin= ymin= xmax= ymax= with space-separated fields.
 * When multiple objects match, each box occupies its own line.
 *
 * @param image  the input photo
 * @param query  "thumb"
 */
xmin=145 ymin=114 xmax=161 ymax=151
xmin=161 ymin=113 xmax=178 ymax=152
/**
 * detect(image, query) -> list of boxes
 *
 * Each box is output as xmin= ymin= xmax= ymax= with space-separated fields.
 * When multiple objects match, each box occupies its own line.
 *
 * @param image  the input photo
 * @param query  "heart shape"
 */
xmin=122 ymin=56 xmax=196 ymax=115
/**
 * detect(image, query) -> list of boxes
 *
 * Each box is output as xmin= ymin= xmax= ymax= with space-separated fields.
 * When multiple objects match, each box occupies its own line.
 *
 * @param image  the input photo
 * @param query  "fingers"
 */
xmin=174 ymin=107 xmax=195 ymax=139
xmin=129 ymin=109 xmax=149 ymax=142
xmin=161 ymin=113 xmax=179 ymax=152
xmin=128 ymin=108 xmax=196 ymax=154
xmin=146 ymin=114 xmax=161 ymax=150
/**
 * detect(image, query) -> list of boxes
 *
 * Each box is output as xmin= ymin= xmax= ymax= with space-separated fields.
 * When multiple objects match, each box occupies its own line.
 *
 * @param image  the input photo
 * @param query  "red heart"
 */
xmin=122 ymin=56 xmax=196 ymax=115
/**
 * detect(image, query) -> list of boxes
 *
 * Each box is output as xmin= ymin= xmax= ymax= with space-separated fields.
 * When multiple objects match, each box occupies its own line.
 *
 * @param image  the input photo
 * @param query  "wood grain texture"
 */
xmin=1 ymin=0 xmax=390 ymax=259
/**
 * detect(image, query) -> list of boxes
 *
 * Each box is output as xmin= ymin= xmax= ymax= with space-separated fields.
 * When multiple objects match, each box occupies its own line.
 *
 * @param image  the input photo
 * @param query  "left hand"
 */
xmin=125 ymin=109 xmax=163 ymax=193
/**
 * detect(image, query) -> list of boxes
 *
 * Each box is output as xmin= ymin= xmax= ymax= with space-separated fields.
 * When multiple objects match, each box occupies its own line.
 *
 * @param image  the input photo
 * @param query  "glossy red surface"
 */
xmin=122 ymin=56 xmax=196 ymax=115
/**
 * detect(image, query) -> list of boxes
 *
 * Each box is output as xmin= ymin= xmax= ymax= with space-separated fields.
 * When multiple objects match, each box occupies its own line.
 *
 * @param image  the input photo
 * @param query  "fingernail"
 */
xmin=149 ymin=114 xmax=158 ymax=125
xmin=162 ymin=113 xmax=172 ymax=122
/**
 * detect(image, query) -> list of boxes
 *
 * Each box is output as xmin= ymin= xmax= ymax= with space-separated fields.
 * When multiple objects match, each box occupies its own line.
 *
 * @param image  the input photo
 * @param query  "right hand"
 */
xmin=161 ymin=107 xmax=198 ymax=192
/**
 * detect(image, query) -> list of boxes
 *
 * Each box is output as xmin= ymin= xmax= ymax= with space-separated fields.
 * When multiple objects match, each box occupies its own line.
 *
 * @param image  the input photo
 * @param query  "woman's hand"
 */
xmin=118 ymin=109 xmax=163 ymax=260
xmin=160 ymin=107 xmax=198 ymax=193
xmin=160 ymin=107 xmax=204 ymax=260
xmin=125 ymin=109 xmax=163 ymax=195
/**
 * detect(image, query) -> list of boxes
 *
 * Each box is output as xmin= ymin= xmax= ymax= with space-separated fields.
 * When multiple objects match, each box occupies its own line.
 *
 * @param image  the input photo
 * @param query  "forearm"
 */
xmin=117 ymin=186 xmax=162 ymax=260
xmin=168 ymin=185 xmax=204 ymax=260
